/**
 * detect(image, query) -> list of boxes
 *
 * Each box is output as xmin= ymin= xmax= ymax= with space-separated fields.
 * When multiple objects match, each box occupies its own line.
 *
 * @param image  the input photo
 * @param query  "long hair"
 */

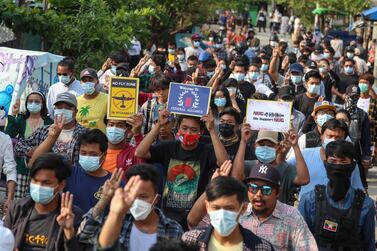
xmin=25 ymin=92 xmax=48 ymax=119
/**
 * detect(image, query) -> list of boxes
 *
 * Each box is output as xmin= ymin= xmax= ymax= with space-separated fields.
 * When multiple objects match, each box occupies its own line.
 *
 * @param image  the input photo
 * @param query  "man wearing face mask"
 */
xmin=287 ymin=119 xmax=364 ymax=199
xmin=76 ymin=68 xmax=108 ymax=133
xmin=318 ymin=58 xmax=338 ymax=102
xmin=136 ymin=110 xmax=228 ymax=228
xmin=5 ymin=153 xmax=84 ymax=250
xmin=184 ymin=34 xmax=205 ymax=60
xmin=183 ymin=175 xmax=274 ymax=251
xmin=230 ymin=61 xmax=256 ymax=103
xmin=262 ymin=34 xmax=279 ymax=58
xmin=92 ymin=164 xmax=184 ymax=251
xmin=232 ymin=127 xmax=309 ymax=206
xmin=343 ymin=85 xmax=371 ymax=189
xmin=299 ymin=140 xmax=375 ymax=251
xmin=333 ymin=58 xmax=359 ymax=105
xmin=16 ymin=92 xmax=87 ymax=167
xmin=47 ymin=58 xmax=83 ymax=117
xmin=98 ymin=52 xmax=129 ymax=92
xmin=218 ymin=107 xmax=252 ymax=160
xmin=65 ymin=129 xmax=112 ymax=212
xmin=245 ymin=63 xmax=274 ymax=98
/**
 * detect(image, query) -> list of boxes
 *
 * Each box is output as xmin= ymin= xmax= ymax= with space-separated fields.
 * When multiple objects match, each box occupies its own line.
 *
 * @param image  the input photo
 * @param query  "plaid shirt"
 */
xmin=78 ymin=207 xmax=183 ymax=251
xmin=182 ymin=225 xmax=274 ymax=251
xmin=14 ymin=123 xmax=87 ymax=164
xmin=367 ymin=97 xmax=377 ymax=151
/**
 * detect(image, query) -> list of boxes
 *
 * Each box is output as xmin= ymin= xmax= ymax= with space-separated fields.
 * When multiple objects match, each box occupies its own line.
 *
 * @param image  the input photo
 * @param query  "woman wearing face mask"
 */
xmin=6 ymin=91 xmax=53 ymax=199
xmin=176 ymin=47 xmax=188 ymax=72
xmin=210 ymin=88 xmax=232 ymax=131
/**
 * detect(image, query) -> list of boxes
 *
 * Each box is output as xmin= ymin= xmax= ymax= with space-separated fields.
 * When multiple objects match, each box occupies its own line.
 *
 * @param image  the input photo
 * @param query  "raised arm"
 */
xmin=231 ymin=123 xmax=251 ymax=180
xmin=268 ymin=48 xmax=280 ymax=82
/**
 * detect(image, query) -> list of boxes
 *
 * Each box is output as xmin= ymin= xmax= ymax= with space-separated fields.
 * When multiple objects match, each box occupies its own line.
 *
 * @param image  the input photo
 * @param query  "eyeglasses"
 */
xmin=247 ymin=183 xmax=273 ymax=195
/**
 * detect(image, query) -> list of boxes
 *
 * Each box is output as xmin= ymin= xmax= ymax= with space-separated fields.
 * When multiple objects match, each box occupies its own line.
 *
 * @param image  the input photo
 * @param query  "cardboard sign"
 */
xmin=167 ymin=83 xmax=211 ymax=117
xmin=246 ymin=99 xmax=292 ymax=132
xmin=107 ymin=77 xmax=139 ymax=120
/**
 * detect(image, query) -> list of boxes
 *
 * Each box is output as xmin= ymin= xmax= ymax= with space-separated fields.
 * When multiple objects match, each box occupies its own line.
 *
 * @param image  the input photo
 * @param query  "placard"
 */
xmin=107 ymin=76 xmax=139 ymax=120
xmin=246 ymin=99 xmax=292 ymax=132
xmin=167 ymin=82 xmax=211 ymax=117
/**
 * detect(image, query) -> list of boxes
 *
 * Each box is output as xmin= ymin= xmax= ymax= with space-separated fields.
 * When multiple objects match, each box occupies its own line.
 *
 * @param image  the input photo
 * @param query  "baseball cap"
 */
xmin=0 ymin=226 xmax=15 ymax=251
xmin=289 ymin=63 xmax=304 ymax=73
xmin=313 ymin=101 xmax=336 ymax=113
xmin=345 ymin=84 xmax=360 ymax=96
xmin=345 ymin=46 xmax=355 ymax=52
xmin=245 ymin=162 xmax=281 ymax=186
xmin=80 ymin=68 xmax=98 ymax=80
xmin=256 ymin=131 xmax=279 ymax=144
xmin=306 ymin=60 xmax=317 ymax=69
xmin=191 ymin=34 xmax=201 ymax=41
xmin=54 ymin=92 xmax=77 ymax=108
xmin=278 ymin=86 xmax=295 ymax=99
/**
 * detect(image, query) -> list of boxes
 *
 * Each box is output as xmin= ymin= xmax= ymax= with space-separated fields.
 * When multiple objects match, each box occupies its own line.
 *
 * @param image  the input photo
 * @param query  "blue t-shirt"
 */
xmin=65 ymin=165 xmax=111 ymax=213
xmin=287 ymin=147 xmax=364 ymax=199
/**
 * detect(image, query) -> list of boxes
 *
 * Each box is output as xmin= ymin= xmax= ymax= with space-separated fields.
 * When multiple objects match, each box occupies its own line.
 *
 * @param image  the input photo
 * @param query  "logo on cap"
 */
xmin=259 ymin=165 xmax=268 ymax=174
xmin=352 ymin=86 xmax=358 ymax=92
xmin=84 ymin=71 xmax=90 ymax=75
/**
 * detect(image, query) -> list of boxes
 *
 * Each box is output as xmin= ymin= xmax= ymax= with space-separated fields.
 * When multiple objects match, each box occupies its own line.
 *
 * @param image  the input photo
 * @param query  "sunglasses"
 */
xmin=247 ymin=183 xmax=273 ymax=195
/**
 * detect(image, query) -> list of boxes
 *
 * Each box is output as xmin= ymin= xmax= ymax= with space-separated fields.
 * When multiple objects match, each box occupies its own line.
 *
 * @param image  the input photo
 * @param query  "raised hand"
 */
xmin=212 ymin=160 xmax=232 ymax=180
xmin=57 ymin=192 xmax=75 ymax=230
xmin=101 ymin=58 xmax=111 ymax=72
xmin=12 ymin=99 xmax=20 ymax=115
xmin=125 ymin=114 xmax=144 ymax=136
xmin=157 ymin=109 xmax=171 ymax=126
xmin=48 ymin=115 xmax=65 ymax=138
xmin=285 ymin=129 xmax=298 ymax=146
xmin=201 ymin=110 xmax=215 ymax=131
xmin=100 ymin=169 xmax=124 ymax=204
xmin=241 ymin=123 xmax=252 ymax=143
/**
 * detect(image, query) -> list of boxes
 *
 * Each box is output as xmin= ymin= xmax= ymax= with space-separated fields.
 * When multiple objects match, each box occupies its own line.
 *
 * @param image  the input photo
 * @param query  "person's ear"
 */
xmin=205 ymin=200 xmax=210 ymax=213
xmin=153 ymin=194 xmax=160 ymax=205
xmin=58 ymin=180 xmax=66 ymax=192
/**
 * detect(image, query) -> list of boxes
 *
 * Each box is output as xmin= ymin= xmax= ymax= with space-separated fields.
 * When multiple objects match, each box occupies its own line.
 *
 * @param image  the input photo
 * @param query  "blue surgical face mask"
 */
xmin=359 ymin=83 xmax=369 ymax=93
xmin=206 ymin=71 xmax=215 ymax=78
xmin=319 ymin=67 xmax=327 ymax=74
xmin=308 ymin=84 xmax=320 ymax=95
xmin=322 ymin=138 xmax=335 ymax=149
xmin=27 ymin=102 xmax=42 ymax=113
xmin=111 ymin=65 xmax=117 ymax=74
xmin=255 ymin=146 xmax=276 ymax=164
xmin=59 ymin=75 xmax=71 ymax=85
xmin=346 ymin=52 xmax=354 ymax=59
xmin=193 ymin=41 xmax=201 ymax=48
xmin=344 ymin=66 xmax=354 ymax=75
xmin=316 ymin=114 xmax=333 ymax=127
xmin=82 ymin=81 xmax=96 ymax=95
xmin=290 ymin=75 xmax=302 ymax=85
xmin=323 ymin=53 xmax=330 ymax=59
xmin=249 ymin=71 xmax=259 ymax=81
xmin=148 ymin=65 xmax=155 ymax=75
xmin=214 ymin=97 xmax=226 ymax=107
xmin=54 ymin=108 xmax=74 ymax=125
xmin=209 ymin=209 xmax=239 ymax=237
xmin=79 ymin=155 xmax=101 ymax=172
xmin=168 ymin=49 xmax=175 ymax=55
xmin=30 ymin=183 xmax=56 ymax=205
xmin=177 ymin=54 xmax=185 ymax=62
xmin=260 ymin=64 xmax=269 ymax=72
xmin=234 ymin=73 xmax=245 ymax=82
xmin=106 ymin=126 xmax=125 ymax=144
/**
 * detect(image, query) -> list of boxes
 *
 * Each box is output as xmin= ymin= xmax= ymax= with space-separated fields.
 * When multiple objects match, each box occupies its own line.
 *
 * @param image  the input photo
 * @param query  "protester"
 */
xmin=76 ymin=68 xmax=108 ymax=133
xmin=185 ymin=34 xmax=205 ymax=60
xmin=333 ymin=58 xmax=359 ymax=105
xmin=98 ymin=51 xmax=129 ymax=92
xmin=6 ymin=91 xmax=53 ymax=199
xmin=4 ymin=153 xmax=84 ymax=250
xmin=47 ymin=58 xmax=83 ymax=116
xmin=299 ymin=140 xmax=375 ymax=250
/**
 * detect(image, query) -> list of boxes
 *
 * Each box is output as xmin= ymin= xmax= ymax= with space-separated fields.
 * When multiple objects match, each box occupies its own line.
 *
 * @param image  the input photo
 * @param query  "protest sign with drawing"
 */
xmin=167 ymin=82 xmax=211 ymax=117
xmin=246 ymin=99 xmax=292 ymax=132
xmin=107 ymin=76 xmax=139 ymax=120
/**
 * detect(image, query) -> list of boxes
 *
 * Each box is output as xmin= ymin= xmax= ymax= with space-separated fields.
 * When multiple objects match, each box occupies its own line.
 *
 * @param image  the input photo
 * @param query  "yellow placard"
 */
xmin=107 ymin=76 xmax=139 ymax=120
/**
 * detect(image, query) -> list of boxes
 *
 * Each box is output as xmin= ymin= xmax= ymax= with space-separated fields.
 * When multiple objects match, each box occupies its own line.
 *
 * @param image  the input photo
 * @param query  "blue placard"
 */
xmin=167 ymin=83 xmax=212 ymax=117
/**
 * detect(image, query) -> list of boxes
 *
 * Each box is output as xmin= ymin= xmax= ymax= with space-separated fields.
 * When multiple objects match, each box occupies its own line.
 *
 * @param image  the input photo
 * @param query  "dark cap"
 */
xmin=80 ymin=68 xmax=98 ymax=80
xmin=270 ymin=34 xmax=279 ymax=42
xmin=345 ymin=46 xmax=355 ymax=52
xmin=289 ymin=63 xmax=304 ymax=73
xmin=345 ymin=84 xmax=360 ymax=96
xmin=191 ymin=34 xmax=201 ymax=41
xmin=245 ymin=162 xmax=281 ymax=186
xmin=54 ymin=92 xmax=77 ymax=108
xmin=278 ymin=85 xmax=295 ymax=99
xmin=306 ymin=60 xmax=317 ymax=69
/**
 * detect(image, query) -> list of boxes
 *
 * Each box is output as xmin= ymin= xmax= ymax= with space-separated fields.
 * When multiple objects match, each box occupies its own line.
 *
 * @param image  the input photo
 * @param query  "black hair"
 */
xmin=344 ymin=58 xmax=355 ymax=65
xmin=250 ymin=57 xmax=262 ymax=66
xmin=321 ymin=118 xmax=349 ymax=138
xmin=58 ymin=58 xmax=75 ymax=71
xmin=210 ymin=86 xmax=232 ymax=116
xmin=25 ymin=92 xmax=48 ymax=119
xmin=304 ymin=70 xmax=321 ymax=82
xmin=221 ymin=78 xmax=238 ymax=88
xmin=176 ymin=115 xmax=205 ymax=131
xmin=149 ymin=73 xmax=172 ymax=92
xmin=325 ymin=140 xmax=356 ymax=161
xmin=30 ymin=153 xmax=72 ymax=182
xmin=187 ymin=55 xmax=198 ymax=62
xmin=359 ymin=73 xmax=374 ymax=85
xmin=319 ymin=58 xmax=330 ymax=65
xmin=297 ymin=55 xmax=308 ymax=64
xmin=234 ymin=60 xmax=246 ymax=70
xmin=251 ymin=92 xmax=268 ymax=100
xmin=150 ymin=239 xmax=198 ymax=251
xmin=125 ymin=164 xmax=160 ymax=192
xmin=336 ymin=109 xmax=351 ymax=121
xmin=177 ymin=47 xmax=185 ymax=54
xmin=103 ymin=117 xmax=130 ymax=127
xmin=79 ymin=129 xmax=108 ymax=153
xmin=219 ymin=107 xmax=241 ymax=124
xmin=324 ymin=46 xmax=335 ymax=55
xmin=203 ymin=59 xmax=217 ymax=69
xmin=151 ymin=52 xmax=167 ymax=70
xmin=260 ymin=55 xmax=270 ymax=61
xmin=109 ymin=51 xmax=128 ymax=64
xmin=206 ymin=176 xmax=247 ymax=205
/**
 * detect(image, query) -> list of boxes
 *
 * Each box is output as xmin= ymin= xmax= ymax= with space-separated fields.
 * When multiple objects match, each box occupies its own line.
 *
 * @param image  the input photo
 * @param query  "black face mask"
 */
xmin=219 ymin=123 xmax=235 ymax=138
xmin=324 ymin=162 xmax=355 ymax=201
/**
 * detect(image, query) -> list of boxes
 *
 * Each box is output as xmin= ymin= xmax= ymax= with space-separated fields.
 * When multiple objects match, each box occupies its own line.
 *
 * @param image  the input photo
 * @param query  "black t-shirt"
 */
xmin=149 ymin=141 xmax=217 ymax=227
xmin=335 ymin=73 xmax=359 ymax=104
xmin=322 ymin=73 xmax=338 ymax=101
xmin=225 ymin=141 xmax=254 ymax=161
xmin=289 ymin=82 xmax=306 ymax=95
xmin=21 ymin=208 xmax=57 ymax=251
xmin=293 ymin=93 xmax=319 ymax=118
xmin=238 ymin=81 xmax=256 ymax=100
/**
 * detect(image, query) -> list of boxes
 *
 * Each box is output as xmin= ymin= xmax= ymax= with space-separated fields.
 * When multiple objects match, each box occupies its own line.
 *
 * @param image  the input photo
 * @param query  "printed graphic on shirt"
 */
xmin=94 ymin=185 xmax=104 ymax=200
xmin=23 ymin=233 xmax=48 ymax=248
xmin=164 ymin=159 xmax=199 ymax=209
xmin=79 ymin=105 xmax=99 ymax=128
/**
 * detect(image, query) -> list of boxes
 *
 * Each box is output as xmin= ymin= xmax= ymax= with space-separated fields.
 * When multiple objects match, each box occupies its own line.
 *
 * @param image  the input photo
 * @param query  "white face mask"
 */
xmin=129 ymin=197 xmax=156 ymax=221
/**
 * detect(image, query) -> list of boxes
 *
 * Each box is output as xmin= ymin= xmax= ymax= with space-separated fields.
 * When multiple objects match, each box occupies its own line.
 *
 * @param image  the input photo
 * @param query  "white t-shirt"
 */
xmin=184 ymin=46 xmax=204 ymax=60
xmin=46 ymin=79 xmax=83 ymax=117
xmin=357 ymin=97 xmax=370 ymax=114
xmin=129 ymin=223 xmax=157 ymax=251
